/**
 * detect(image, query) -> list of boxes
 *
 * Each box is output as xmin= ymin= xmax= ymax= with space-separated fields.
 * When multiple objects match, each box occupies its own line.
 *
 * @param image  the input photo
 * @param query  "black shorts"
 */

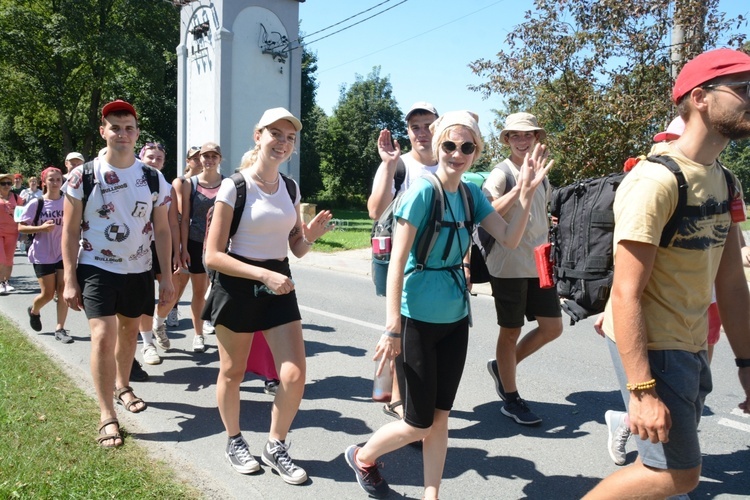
xmin=187 ymin=238 xmax=205 ymax=274
xmin=77 ymin=264 xmax=155 ymax=319
xmin=397 ymin=316 xmax=469 ymax=429
xmin=202 ymin=255 xmax=301 ymax=332
xmin=33 ymin=260 xmax=64 ymax=278
xmin=150 ymin=241 xmax=161 ymax=276
xmin=489 ymin=277 xmax=561 ymax=328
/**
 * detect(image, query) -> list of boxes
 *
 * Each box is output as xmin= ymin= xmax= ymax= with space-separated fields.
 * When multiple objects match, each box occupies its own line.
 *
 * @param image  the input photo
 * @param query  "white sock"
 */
xmin=140 ymin=331 xmax=154 ymax=345
xmin=155 ymin=316 xmax=166 ymax=328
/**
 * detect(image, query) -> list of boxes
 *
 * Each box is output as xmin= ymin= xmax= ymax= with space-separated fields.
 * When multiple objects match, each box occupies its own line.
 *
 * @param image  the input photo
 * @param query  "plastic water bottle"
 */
xmin=372 ymin=357 xmax=393 ymax=402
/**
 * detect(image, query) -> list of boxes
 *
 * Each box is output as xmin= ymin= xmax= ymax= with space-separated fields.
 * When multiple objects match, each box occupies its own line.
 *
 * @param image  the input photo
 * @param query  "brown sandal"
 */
xmin=97 ymin=418 xmax=123 ymax=448
xmin=114 ymin=386 xmax=147 ymax=413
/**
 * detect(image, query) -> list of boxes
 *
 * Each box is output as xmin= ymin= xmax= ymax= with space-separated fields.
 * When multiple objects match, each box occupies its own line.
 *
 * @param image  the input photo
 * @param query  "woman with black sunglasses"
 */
xmin=0 ymin=172 xmax=23 ymax=295
xmin=344 ymin=111 xmax=552 ymax=500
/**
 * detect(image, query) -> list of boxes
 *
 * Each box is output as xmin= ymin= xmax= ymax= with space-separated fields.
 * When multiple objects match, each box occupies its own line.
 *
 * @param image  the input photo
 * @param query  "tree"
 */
xmin=470 ymin=0 xmax=746 ymax=186
xmin=299 ymin=45 xmax=325 ymax=199
xmin=317 ymin=67 xmax=405 ymax=203
xmin=0 ymin=0 xmax=179 ymax=176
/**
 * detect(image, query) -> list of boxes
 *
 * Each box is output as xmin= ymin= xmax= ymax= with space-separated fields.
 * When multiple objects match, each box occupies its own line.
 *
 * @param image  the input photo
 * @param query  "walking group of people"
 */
xmin=4 ymin=46 xmax=750 ymax=500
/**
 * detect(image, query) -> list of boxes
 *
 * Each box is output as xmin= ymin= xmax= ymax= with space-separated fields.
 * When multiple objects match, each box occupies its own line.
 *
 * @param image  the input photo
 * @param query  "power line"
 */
xmin=302 ymin=0 xmax=394 ymax=40
xmin=292 ymin=0 xmax=409 ymax=50
xmin=316 ymin=0 xmax=508 ymax=73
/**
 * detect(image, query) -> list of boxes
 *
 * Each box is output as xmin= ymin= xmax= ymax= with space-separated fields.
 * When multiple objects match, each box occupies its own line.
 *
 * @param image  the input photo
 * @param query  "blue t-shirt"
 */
xmin=395 ymin=177 xmax=494 ymax=323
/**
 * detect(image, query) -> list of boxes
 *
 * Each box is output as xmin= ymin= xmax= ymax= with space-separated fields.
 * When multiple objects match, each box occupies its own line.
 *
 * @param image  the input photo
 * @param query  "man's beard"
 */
xmin=710 ymin=106 xmax=750 ymax=140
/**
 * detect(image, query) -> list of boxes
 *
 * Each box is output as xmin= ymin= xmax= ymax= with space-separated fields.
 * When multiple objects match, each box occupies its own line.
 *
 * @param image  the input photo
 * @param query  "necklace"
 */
xmin=254 ymin=170 xmax=279 ymax=185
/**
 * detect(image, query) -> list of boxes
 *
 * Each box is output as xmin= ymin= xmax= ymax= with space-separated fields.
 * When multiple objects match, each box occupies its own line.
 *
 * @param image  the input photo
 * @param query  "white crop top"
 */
xmin=214 ymin=169 xmax=301 ymax=260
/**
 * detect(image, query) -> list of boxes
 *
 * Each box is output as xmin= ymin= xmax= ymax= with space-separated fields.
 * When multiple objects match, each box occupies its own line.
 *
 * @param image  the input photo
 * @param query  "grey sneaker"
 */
xmin=192 ymin=335 xmax=206 ymax=353
xmin=487 ymin=359 xmax=507 ymax=401
xmin=166 ymin=307 xmax=179 ymax=327
xmin=203 ymin=320 xmax=215 ymax=334
xmin=344 ymin=445 xmax=389 ymax=498
xmin=225 ymin=436 xmax=260 ymax=474
xmin=501 ymin=398 xmax=542 ymax=425
xmin=54 ymin=328 xmax=73 ymax=344
xmin=153 ymin=321 xmax=171 ymax=350
xmin=142 ymin=343 xmax=161 ymax=365
xmin=262 ymin=439 xmax=307 ymax=485
xmin=605 ymin=410 xmax=630 ymax=466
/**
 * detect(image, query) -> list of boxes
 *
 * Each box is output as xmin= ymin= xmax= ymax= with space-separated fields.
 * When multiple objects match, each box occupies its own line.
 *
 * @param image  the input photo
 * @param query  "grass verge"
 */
xmin=312 ymin=209 xmax=372 ymax=253
xmin=0 ymin=315 xmax=200 ymax=499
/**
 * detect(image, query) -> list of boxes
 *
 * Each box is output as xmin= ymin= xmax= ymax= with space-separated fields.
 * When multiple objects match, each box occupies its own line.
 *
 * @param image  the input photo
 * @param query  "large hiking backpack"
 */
xmin=549 ymin=154 xmax=734 ymax=324
xmin=371 ymin=172 xmax=475 ymax=296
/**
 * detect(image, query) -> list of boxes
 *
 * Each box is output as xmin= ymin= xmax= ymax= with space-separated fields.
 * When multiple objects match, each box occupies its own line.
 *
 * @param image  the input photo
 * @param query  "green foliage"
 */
xmin=722 ymin=138 xmax=750 ymax=202
xmin=317 ymin=67 xmax=406 ymax=204
xmin=300 ymin=46 xmax=326 ymax=199
xmin=470 ymin=0 xmax=747 ymax=186
xmin=0 ymin=0 xmax=179 ymax=176
xmin=0 ymin=315 xmax=199 ymax=499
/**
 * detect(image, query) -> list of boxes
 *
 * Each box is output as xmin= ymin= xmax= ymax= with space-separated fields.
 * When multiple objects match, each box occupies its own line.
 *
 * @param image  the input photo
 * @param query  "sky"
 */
xmin=298 ymin=0 xmax=749 ymax=133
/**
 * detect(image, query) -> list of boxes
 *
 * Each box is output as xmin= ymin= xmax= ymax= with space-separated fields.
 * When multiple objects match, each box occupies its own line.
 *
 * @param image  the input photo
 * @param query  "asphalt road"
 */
xmin=2 ymin=249 xmax=748 ymax=499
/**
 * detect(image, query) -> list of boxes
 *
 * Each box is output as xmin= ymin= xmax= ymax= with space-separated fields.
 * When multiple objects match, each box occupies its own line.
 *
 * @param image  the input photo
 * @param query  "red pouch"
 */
xmin=534 ymin=242 xmax=554 ymax=289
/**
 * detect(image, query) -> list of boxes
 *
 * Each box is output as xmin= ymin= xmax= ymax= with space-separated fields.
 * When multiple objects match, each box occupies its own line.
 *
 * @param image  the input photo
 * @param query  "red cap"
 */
xmin=102 ymin=99 xmax=137 ymax=119
xmin=672 ymin=48 xmax=750 ymax=103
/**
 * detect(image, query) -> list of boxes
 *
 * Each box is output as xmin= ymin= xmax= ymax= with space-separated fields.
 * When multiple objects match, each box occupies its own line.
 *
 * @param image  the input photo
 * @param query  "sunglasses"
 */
xmin=701 ymin=81 xmax=750 ymax=99
xmin=144 ymin=142 xmax=165 ymax=152
xmin=0 ymin=182 xmax=12 ymax=186
xmin=441 ymin=141 xmax=477 ymax=155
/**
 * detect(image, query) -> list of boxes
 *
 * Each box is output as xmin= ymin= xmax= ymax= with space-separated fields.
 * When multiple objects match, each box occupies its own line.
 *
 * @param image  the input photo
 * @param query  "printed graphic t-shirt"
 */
xmin=64 ymin=159 xmax=171 ymax=274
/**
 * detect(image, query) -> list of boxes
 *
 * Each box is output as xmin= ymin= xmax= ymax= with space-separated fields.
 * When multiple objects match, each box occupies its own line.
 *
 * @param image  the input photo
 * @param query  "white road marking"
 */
xmin=730 ymin=408 xmax=749 ymax=419
xmin=300 ymin=305 xmax=381 ymax=331
xmin=717 ymin=417 xmax=750 ymax=433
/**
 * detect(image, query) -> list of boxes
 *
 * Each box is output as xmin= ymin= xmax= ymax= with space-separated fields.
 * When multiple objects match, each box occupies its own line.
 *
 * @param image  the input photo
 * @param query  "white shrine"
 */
xmin=175 ymin=0 xmax=304 ymax=178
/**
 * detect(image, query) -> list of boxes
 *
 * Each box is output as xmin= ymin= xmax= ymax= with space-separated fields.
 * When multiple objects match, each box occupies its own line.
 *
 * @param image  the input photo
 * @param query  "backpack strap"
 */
xmin=228 ymin=172 xmax=247 ymax=239
xmin=81 ymin=161 xmax=96 ymax=215
xmin=189 ymin=175 xmax=199 ymax=206
xmin=33 ymin=197 xmax=44 ymax=225
xmin=394 ymin=158 xmax=406 ymax=194
xmin=496 ymin=161 xmax=517 ymax=195
xmin=648 ymin=155 xmax=734 ymax=248
xmin=280 ymin=173 xmax=297 ymax=205
xmin=141 ymin=165 xmax=160 ymax=199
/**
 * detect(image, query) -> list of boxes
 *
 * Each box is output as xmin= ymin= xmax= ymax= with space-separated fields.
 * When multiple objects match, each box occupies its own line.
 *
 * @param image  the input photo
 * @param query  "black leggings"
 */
xmin=397 ymin=316 xmax=469 ymax=429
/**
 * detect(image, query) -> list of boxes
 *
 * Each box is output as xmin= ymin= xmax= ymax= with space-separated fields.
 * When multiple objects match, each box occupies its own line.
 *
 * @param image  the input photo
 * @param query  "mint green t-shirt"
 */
xmin=395 ymin=178 xmax=494 ymax=323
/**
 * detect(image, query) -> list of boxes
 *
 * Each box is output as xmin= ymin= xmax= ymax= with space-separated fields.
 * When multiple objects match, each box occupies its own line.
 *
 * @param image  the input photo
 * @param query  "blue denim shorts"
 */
xmin=607 ymin=337 xmax=712 ymax=470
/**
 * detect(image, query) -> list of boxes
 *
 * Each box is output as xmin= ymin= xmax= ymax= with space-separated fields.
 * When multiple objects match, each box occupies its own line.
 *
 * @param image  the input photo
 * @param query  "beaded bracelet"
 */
xmin=302 ymin=235 xmax=314 ymax=246
xmin=626 ymin=379 xmax=656 ymax=392
xmin=382 ymin=330 xmax=402 ymax=338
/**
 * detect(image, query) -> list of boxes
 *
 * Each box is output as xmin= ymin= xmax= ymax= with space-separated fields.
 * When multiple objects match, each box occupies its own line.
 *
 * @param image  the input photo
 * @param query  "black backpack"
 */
xmin=371 ymin=173 xmax=475 ymax=295
xmin=81 ymin=161 xmax=161 ymax=216
xmin=549 ymin=154 xmax=734 ymax=324
xmin=21 ymin=198 xmax=45 ymax=254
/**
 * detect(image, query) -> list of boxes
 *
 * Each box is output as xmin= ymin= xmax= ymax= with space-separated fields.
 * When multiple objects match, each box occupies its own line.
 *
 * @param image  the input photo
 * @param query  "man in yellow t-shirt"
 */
xmin=585 ymin=49 xmax=750 ymax=499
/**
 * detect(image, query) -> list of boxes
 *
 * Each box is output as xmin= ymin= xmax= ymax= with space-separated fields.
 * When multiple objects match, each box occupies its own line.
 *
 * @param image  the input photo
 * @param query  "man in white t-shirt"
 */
xmin=367 ymin=102 xmax=439 ymax=422
xmin=62 ymin=100 xmax=174 ymax=448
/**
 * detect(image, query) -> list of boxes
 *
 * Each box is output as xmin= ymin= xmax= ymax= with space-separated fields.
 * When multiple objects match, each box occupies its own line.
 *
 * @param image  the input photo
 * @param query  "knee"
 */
xmin=671 ymin=467 xmax=700 ymax=495
xmin=499 ymin=328 xmax=522 ymax=343
xmin=279 ymin=361 xmax=306 ymax=388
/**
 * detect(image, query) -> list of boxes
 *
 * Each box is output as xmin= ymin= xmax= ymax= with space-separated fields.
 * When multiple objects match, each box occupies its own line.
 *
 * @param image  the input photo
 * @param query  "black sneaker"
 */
xmin=130 ymin=359 xmax=149 ymax=382
xmin=54 ymin=328 xmax=73 ymax=344
xmin=344 ymin=445 xmax=389 ymax=498
xmin=225 ymin=436 xmax=260 ymax=474
xmin=487 ymin=359 xmax=507 ymax=401
xmin=262 ymin=439 xmax=308 ymax=485
xmin=501 ymin=398 xmax=542 ymax=425
xmin=28 ymin=307 xmax=42 ymax=332
xmin=264 ymin=379 xmax=279 ymax=396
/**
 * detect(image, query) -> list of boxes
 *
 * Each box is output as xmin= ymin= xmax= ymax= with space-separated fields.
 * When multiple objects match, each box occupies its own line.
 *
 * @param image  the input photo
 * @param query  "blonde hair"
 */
xmin=432 ymin=125 xmax=484 ymax=163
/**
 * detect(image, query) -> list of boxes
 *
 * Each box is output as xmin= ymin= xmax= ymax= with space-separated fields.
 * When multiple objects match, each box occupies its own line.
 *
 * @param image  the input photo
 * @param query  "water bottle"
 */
xmin=372 ymin=357 xmax=393 ymax=402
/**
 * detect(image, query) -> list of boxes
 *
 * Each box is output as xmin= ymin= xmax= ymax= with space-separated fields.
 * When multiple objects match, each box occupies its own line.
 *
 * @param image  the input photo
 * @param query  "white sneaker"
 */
xmin=0 ymin=282 xmax=7 ymax=296
xmin=192 ymin=335 xmax=206 ymax=353
xmin=203 ymin=320 xmax=215 ymax=334
xmin=142 ymin=343 xmax=161 ymax=365
xmin=3 ymin=281 xmax=14 ymax=292
xmin=605 ymin=410 xmax=630 ymax=466
xmin=153 ymin=321 xmax=171 ymax=350
xmin=166 ymin=307 xmax=179 ymax=327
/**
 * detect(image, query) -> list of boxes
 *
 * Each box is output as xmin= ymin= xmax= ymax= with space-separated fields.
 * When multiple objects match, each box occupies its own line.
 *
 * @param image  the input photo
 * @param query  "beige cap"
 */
xmin=500 ymin=112 xmax=546 ymax=142
xmin=65 ymin=152 xmax=84 ymax=162
xmin=430 ymin=110 xmax=483 ymax=156
xmin=186 ymin=146 xmax=202 ymax=159
xmin=405 ymin=101 xmax=438 ymax=122
xmin=257 ymin=107 xmax=302 ymax=132
xmin=200 ymin=142 xmax=222 ymax=156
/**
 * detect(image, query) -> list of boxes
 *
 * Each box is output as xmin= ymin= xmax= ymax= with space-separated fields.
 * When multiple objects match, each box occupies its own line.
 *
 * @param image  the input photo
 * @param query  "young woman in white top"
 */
xmin=203 ymin=108 xmax=332 ymax=484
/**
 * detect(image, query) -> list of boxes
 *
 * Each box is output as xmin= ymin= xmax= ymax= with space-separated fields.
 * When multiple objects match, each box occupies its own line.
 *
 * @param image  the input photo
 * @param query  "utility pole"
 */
xmin=671 ymin=0 xmax=708 ymax=81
